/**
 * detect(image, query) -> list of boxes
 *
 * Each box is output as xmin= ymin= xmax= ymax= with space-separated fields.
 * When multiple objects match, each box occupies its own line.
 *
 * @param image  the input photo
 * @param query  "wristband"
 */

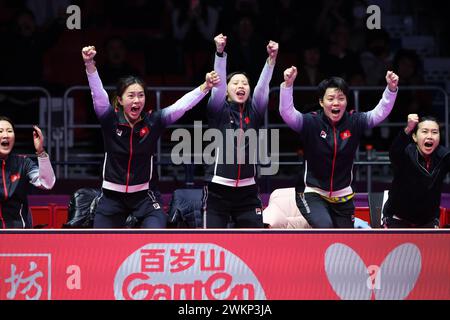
xmin=36 ymin=150 xmax=48 ymax=158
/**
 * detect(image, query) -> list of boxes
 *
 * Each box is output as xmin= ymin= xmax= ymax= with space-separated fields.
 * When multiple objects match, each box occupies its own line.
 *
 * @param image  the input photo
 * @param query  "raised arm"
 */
xmin=252 ymin=40 xmax=278 ymax=115
xmin=208 ymin=34 xmax=228 ymax=112
xmin=162 ymin=70 xmax=220 ymax=126
xmin=389 ymin=114 xmax=417 ymax=165
xmin=82 ymin=46 xmax=110 ymax=118
xmin=279 ymin=66 xmax=304 ymax=133
xmin=29 ymin=125 xmax=55 ymax=189
xmin=366 ymin=71 xmax=399 ymax=128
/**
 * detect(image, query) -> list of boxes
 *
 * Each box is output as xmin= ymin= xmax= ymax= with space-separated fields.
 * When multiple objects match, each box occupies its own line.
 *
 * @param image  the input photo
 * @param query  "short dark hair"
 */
xmin=318 ymin=77 xmax=349 ymax=101
xmin=0 ymin=116 xmax=15 ymax=131
xmin=414 ymin=116 xmax=440 ymax=134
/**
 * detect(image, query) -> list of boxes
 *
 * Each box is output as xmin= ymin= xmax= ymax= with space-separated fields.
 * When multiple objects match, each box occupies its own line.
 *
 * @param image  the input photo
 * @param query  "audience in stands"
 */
xmin=360 ymin=29 xmax=393 ymax=86
xmin=171 ymin=0 xmax=219 ymax=81
xmin=226 ymin=16 xmax=267 ymax=85
xmin=100 ymin=36 xmax=141 ymax=86
xmin=389 ymin=49 xmax=432 ymax=121
xmin=322 ymin=23 xmax=365 ymax=85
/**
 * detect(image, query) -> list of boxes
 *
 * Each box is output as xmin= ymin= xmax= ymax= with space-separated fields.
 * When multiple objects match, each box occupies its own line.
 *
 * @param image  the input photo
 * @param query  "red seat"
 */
xmin=355 ymin=207 xmax=370 ymax=225
xmin=439 ymin=207 xmax=448 ymax=228
xmin=30 ymin=206 xmax=53 ymax=228
xmin=53 ymin=206 xmax=69 ymax=229
xmin=30 ymin=204 xmax=69 ymax=228
xmin=355 ymin=207 xmax=370 ymax=223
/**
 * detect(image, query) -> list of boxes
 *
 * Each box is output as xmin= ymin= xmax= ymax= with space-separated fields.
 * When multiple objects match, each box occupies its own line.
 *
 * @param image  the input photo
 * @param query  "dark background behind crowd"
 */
xmin=0 ymin=0 xmax=449 ymax=192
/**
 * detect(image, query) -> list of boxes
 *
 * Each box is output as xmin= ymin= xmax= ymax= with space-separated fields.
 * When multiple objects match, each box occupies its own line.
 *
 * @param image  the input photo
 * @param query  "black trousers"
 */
xmin=94 ymin=189 xmax=167 ymax=228
xmin=296 ymin=192 xmax=355 ymax=228
xmin=382 ymin=216 xmax=439 ymax=228
xmin=203 ymin=183 xmax=264 ymax=228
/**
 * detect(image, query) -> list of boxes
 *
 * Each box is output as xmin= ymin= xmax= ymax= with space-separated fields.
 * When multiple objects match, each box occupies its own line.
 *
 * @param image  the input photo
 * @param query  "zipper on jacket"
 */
xmin=0 ymin=160 xmax=6 ymax=228
xmin=416 ymin=151 xmax=435 ymax=176
xmin=125 ymin=128 xmax=134 ymax=193
xmin=425 ymin=157 xmax=431 ymax=172
xmin=329 ymin=125 xmax=338 ymax=197
xmin=2 ymin=159 xmax=7 ymax=200
xmin=235 ymin=105 xmax=244 ymax=187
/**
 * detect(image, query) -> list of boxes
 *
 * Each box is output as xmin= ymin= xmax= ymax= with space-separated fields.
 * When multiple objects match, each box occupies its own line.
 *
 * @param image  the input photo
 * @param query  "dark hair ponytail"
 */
xmin=112 ymin=75 xmax=148 ymax=111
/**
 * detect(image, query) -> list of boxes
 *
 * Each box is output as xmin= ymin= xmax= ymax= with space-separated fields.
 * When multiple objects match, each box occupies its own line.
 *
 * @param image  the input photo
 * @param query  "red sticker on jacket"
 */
xmin=140 ymin=126 xmax=149 ymax=137
xmin=10 ymin=173 xmax=20 ymax=183
xmin=340 ymin=130 xmax=352 ymax=140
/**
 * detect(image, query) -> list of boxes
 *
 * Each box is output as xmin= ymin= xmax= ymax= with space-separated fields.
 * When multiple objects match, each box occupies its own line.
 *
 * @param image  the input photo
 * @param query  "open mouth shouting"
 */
xmin=118 ymin=83 xmax=146 ymax=125
xmin=422 ymin=140 xmax=435 ymax=153
xmin=235 ymin=89 xmax=247 ymax=102
xmin=331 ymin=108 xmax=340 ymax=115
xmin=227 ymin=73 xmax=251 ymax=104
xmin=413 ymin=120 xmax=440 ymax=157
xmin=0 ymin=139 xmax=13 ymax=156
xmin=320 ymin=88 xmax=348 ymax=124
xmin=129 ymin=105 xmax=142 ymax=117
xmin=328 ymin=107 xmax=343 ymax=121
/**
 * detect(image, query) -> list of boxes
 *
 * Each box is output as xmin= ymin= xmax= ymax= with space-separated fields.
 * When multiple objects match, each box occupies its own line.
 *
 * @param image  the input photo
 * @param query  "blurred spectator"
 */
xmin=103 ymin=0 xmax=165 ymax=29
xmin=322 ymin=23 xmax=365 ymax=85
xmin=234 ymin=0 xmax=260 ymax=16
xmin=360 ymin=29 xmax=393 ymax=86
xmin=261 ymin=0 xmax=301 ymax=54
xmin=362 ymin=48 xmax=430 ymax=151
xmin=0 ymin=8 xmax=64 ymax=126
xmin=101 ymin=36 xmax=141 ymax=86
xmin=148 ymin=0 xmax=174 ymax=38
xmin=348 ymin=0 xmax=369 ymax=53
xmin=315 ymin=0 xmax=353 ymax=42
xmin=297 ymin=41 xmax=325 ymax=87
xmin=1 ymin=9 xmax=63 ymax=86
xmin=417 ymin=2 xmax=450 ymax=56
xmin=359 ymin=29 xmax=395 ymax=149
xmin=389 ymin=49 xmax=432 ymax=120
xmin=2 ymin=9 xmax=44 ymax=85
xmin=394 ymin=49 xmax=425 ymax=86
xmin=171 ymin=0 xmax=219 ymax=80
xmin=218 ymin=0 xmax=260 ymax=35
xmin=25 ymin=0 xmax=70 ymax=28
xmin=0 ymin=0 xmax=22 ymax=31
xmin=171 ymin=0 xmax=218 ymax=51
xmin=295 ymin=40 xmax=326 ymax=113
xmin=227 ymin=16 xmax=266 ymax=84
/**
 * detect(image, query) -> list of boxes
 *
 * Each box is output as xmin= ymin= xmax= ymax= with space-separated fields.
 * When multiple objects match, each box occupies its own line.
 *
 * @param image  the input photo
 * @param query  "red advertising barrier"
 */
xmin=0 ymin=230 xmax=449 ymax=300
